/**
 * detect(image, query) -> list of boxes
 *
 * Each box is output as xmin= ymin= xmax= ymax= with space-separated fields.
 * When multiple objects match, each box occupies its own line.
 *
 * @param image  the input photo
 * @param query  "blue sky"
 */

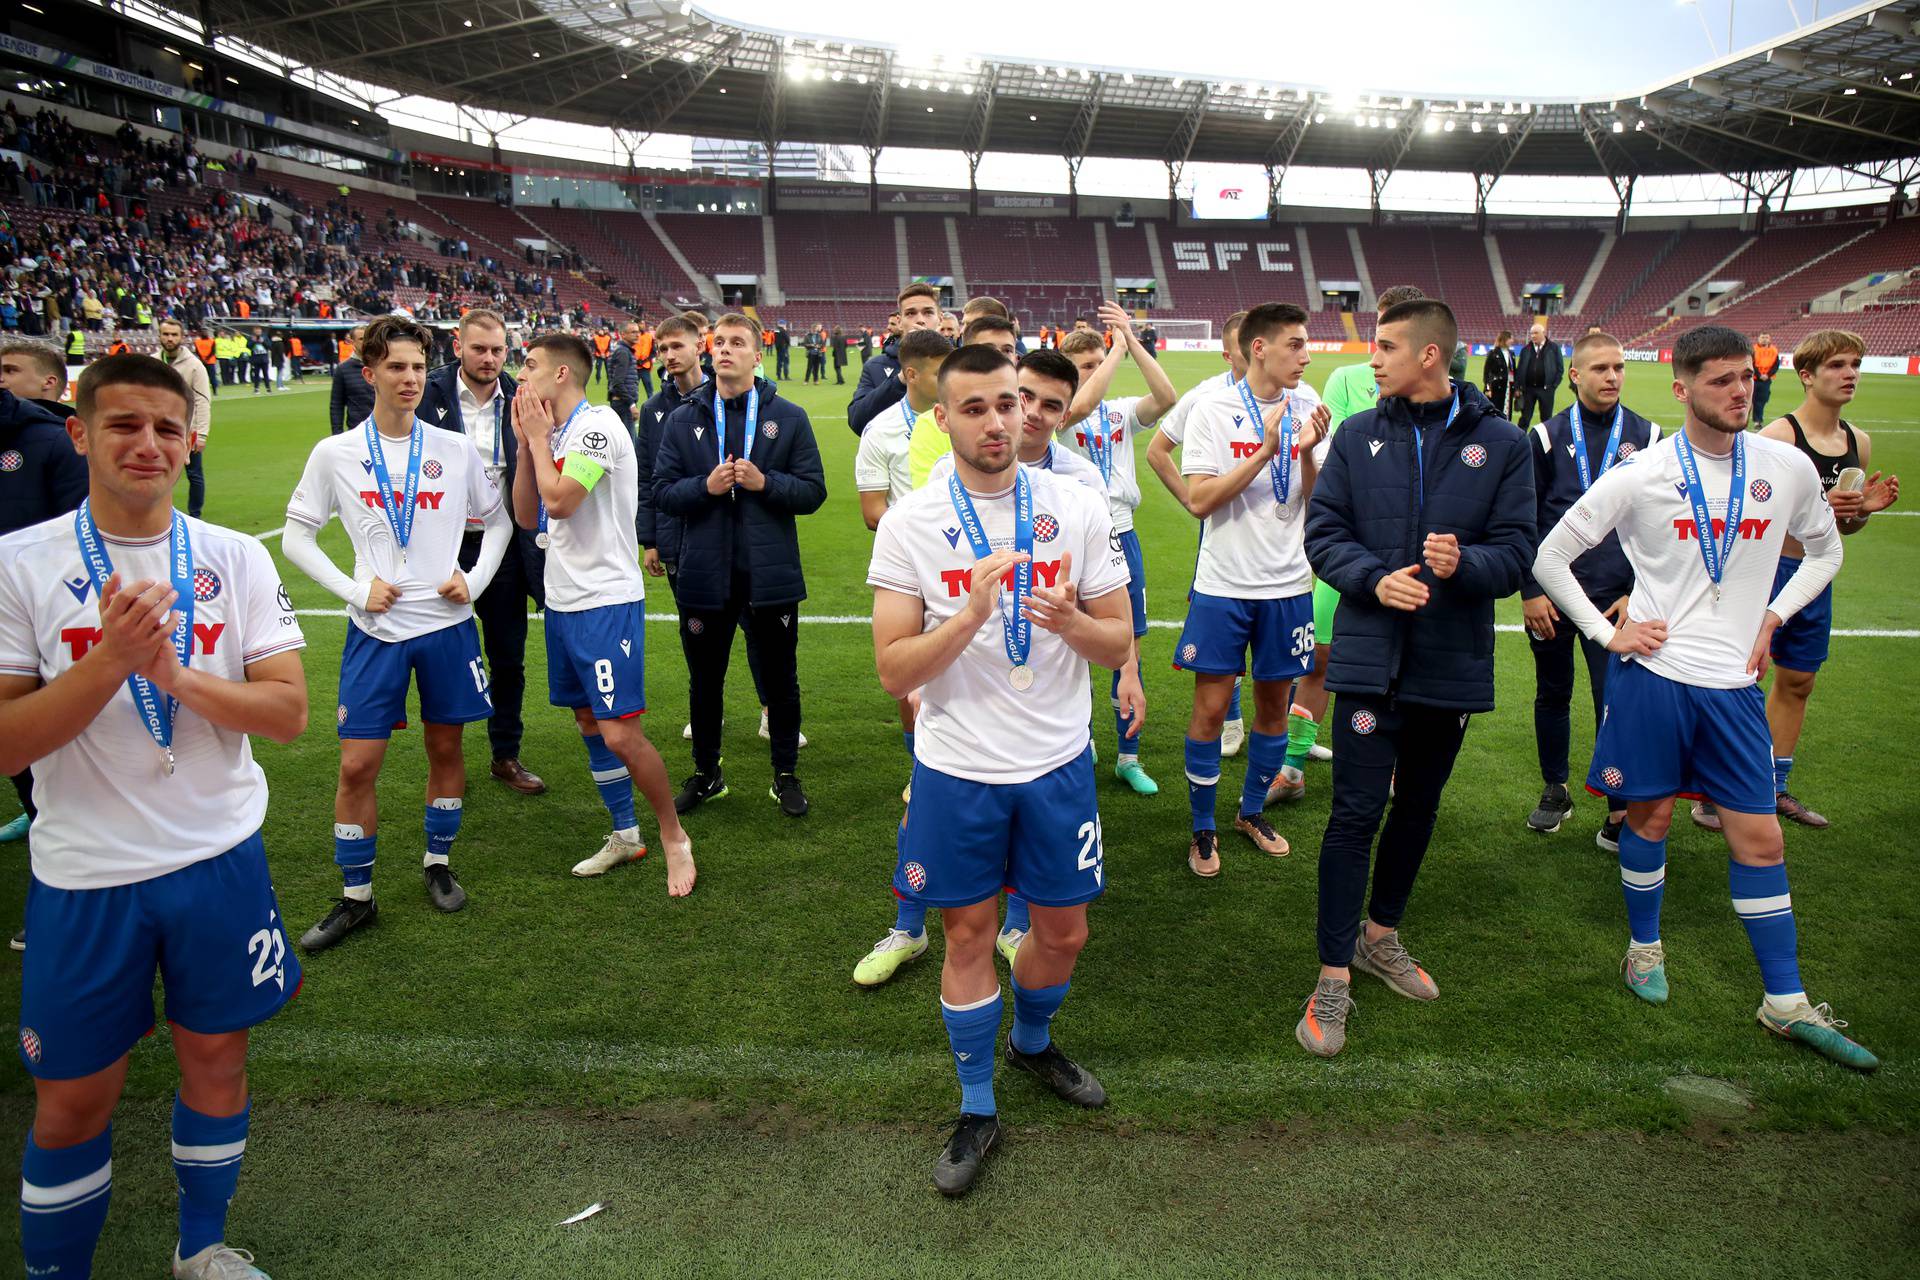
xmin=699 ymin=0 xmax=1841 ymax=101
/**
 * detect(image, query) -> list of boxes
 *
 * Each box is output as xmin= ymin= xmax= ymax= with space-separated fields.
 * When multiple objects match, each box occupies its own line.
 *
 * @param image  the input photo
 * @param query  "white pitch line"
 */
xmin=286 ymin=608 xmax=1919 ymax=638
xmin=253 ymin=527 xmax=283 ymax=540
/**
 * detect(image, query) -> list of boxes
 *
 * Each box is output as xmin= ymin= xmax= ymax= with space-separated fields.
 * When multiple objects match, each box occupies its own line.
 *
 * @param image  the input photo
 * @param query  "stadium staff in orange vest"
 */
xmin=193 ymin=331 xmax=218 ymax=396
xmin=633 ymin=321 xmax=655 ymax=399
xmin=1751 ymin=333 xmax=1781 ymax=426
xmin=591 ymin=330 xmax=613 ymax=385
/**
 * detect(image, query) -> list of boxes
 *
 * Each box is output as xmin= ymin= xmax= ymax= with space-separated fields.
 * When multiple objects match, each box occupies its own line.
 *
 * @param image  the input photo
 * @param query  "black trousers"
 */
xmin=1751 ymin=377 xmax=1773 ymax=425
xmin=185 ymin=451 xmax=205 ymax=517
xmin=775 ymin=351 xmax=790 ymax=379
xmin=461 ymin=530 xmax=542 ymax=761
xmin=677 ymin=571 xmax=801 ymax=777
xmin=608 ymin=395 xmax=635 ymax=434
xmin=1316 ymin=692 xmax=1472 ymax=967
xmin=1516 ymin=385 xmax=1554 ymax=429
xmin=9 ymin=768 xmax=34 ymax=821
xmin=638 ymin=368 xmax=654 ymax=399
xmin=1529 ymin=621 xmax=1610 ymax=787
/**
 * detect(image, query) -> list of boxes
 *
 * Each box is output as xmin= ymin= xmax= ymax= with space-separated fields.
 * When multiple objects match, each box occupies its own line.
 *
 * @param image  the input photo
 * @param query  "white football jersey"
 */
xmin=0 ymin=516 xmax=306 ymax=890
xmin=868 ymin=464 xmax=1129 ymax=785
xmin=854 ymin=396 xmax=922 ymax=505
xmin=285 ymin=422 xmax=502 ymax=642
xmin=1183 ymin=380 xmax=1327 ymax=600
xmin=543 ymin=403 xmax=644 ymax=613
xmin=1157 ymin=370 xmax=1234 ymax=449
xmin=927 ymin=441 xmax=1105 ymax=495
xmin=1560 ymin=431 xmax=1837 ymax=689
xmin=1058 ymin=396 xmax=1147 ymax=532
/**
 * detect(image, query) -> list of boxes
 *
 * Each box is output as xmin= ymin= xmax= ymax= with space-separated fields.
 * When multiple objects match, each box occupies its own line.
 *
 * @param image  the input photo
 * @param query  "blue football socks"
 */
xmin=1184 ymin=736 xmax=1222 ymax=832
xmin=941 ymin=989 xmax=1003 ymax=1116
xmin=1773 ymin=755 xmax=1794 ymax=794
xmin=172 ymin=1095 xmax=248 ymax=1260
xmin=1617 ymin=826 xmax=1666 ymax=945
xmin=1239 ymin=730 xmax=1288 ymax=818
xmin=19 ymin=1125 xmax=111 ymax=1278
xmin=582 ymin=732 xmax=639 ymax=835
xmin=423 ymin=797 xmax=461 ymax=868
xmin=333 ymin=822 xmax=375 ymax=901
xmin=1111 ymin=669 xmax=1140 ymax=756
xmin=1010 ymin=976 xmax=1070 ymax=1054
xmin=1731 ymin=859 xmax=1804 ymax=1001
xmin=1002 ymin=894 xmax=1031 ymax=936
xmin=892 ymin=824 xmax=926 ymax=936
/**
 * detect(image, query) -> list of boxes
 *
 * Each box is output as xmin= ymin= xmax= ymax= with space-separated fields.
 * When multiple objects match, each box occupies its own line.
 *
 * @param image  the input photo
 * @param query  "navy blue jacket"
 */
xmin=328 ymin=357 xmax=374 ymax=434
xmin=607 ymin=341 xmax=639 ymax=401
xmin=1519 ymin=403 xmax=1658 ymax=605
xmin=845 ymin=339 xmax=904 ymax=435
xmin=0 ymin=391 xmax=86 ymax=536
xmin=415 ymin=363 xmax=545 ymax=604
xmin=655 ymin=377 xmax=826 ymax=610
xmin=635 ymin=372 xmax=709 ymax=565
xmin=1306 ymin=381 xmax=1536 ymax=711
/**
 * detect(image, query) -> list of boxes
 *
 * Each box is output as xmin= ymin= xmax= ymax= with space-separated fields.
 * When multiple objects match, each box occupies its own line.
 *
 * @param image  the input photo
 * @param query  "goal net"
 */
xmin=1154 ymin=318 xmax=1214 ymax=351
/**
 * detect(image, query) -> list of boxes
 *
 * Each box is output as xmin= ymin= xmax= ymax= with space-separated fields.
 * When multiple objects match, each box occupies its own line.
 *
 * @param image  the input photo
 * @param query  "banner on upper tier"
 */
xmin=1631 ymin=349 xmax=1918 ymax=375
xmin=1162 ymin=339 xmax=1371 ymax=354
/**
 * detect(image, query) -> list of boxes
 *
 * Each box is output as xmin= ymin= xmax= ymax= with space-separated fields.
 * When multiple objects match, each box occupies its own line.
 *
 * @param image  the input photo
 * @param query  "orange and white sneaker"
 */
xmin=1351 ymin=927 xmax=1439 ymax=1001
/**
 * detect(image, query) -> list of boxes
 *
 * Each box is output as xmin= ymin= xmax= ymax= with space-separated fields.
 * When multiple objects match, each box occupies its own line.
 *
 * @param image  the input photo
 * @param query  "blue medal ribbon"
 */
xmin=1235 ymin=380 xmax=1294 ymax=507
xmin=1674 ymin=428 xmax=1744 ymax=603
xmin=1569 ymin=400 xmax=1625 ymax=493
xmin=714 ymin=383 xmax=760 ymax=471
xmin=538 ymin=400 xmax=591 ymax=542
xmin=946 ymin=467 xmax=1033 ymax=678
xmin=73 ymin=500 xmax=192 ymax=775
xmin=1087 ymin=402 xmax=1114 ymax=486
xmin=363 ymin=414 xmax=424 ymax=562
xmin=1408 ymin=389 xmax=1463 ymax=519
xmin=899 ymin=396 xmax=918 ymax=440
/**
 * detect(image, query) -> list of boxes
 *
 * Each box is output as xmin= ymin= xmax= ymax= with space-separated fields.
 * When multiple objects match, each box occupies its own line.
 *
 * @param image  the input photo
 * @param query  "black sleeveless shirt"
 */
xmin=1784 ymin=413 xmax=1860 ymax=494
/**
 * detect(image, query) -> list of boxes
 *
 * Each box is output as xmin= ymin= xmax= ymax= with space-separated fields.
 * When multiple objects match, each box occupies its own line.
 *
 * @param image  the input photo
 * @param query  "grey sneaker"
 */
xmin=1352 ymin=927 xmax=1439 ymax=1001
xmin=1295 ymin=977 xmax=1355 ymax=1057
xmin=174 ymin=1243 xmax=270 ymax=1279
xmin=1527 ymin=783 xmax=1574 ymax=833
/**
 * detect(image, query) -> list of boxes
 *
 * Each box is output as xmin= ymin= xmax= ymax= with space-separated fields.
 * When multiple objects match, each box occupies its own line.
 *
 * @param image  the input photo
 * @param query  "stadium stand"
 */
xmin=5 ymin=93 xmax=1918 ymax=360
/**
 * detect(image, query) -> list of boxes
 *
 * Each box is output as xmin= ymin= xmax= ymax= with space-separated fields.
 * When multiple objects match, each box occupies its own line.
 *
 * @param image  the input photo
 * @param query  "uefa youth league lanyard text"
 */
xmin=1235 ymin=380 xmax=1294 ymax=508
xmin=74 ymin=500 xmax=192 ymax=776
xmin=1087 ymin=402 xmax=1116 ymax=487
xmin=715 ymin=383 xmax=758 ymax=497
xmin=900 ymin=396 xmax=917 ymax=439
xmin=1674 ymin=429 xmax=1744 ymax=604
xmin=1569 ymin=401 xmax=1625 ymax=492
xmin=536 ymin=400 xmax=591 ymax=547
xmin=1409 ymin=391 xmax=1463 ymax=518
xmin=362 ymin=414 xmax=424 ymax=564
xmin=947 ymin=468 xmax=1035 ymax=690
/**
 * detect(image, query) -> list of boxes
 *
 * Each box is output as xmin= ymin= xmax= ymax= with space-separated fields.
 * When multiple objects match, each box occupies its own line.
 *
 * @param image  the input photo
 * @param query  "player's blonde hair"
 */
xmin=1058 ymin=330 xmax=1105 ymax=358
xmin=1792 ymin=329 xmax=1866 ymax=382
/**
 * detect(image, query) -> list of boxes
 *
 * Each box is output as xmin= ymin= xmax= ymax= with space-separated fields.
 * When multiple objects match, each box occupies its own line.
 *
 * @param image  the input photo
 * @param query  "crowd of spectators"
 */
xmin=0 ymin=100 xmax=600 ymax=343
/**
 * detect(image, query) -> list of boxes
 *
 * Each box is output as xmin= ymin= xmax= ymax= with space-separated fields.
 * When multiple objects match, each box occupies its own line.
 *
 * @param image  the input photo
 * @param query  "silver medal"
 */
xmin=535 ymin=531 xmax=551 ymax=549
xmin=1008 ymin=665 xmax=1035 ymax=692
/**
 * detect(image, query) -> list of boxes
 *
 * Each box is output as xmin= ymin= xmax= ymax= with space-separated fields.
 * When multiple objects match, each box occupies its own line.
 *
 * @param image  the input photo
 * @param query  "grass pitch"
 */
xmin=3 ymin=354 xmax=1917 ymax=1276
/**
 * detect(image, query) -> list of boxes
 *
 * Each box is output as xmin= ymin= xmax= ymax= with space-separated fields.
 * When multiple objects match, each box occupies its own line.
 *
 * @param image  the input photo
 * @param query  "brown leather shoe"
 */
xmin=490 ymin=758 xmax=547 ymax=795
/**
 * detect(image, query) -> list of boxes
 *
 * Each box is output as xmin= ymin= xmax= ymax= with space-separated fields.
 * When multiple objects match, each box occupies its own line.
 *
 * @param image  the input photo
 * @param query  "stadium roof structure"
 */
xmin=206 ymin=0 xmax=1920 ymax=209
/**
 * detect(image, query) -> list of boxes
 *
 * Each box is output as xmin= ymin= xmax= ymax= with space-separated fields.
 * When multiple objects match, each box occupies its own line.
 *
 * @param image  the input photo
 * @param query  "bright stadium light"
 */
xmin=1314 ymin=112 xmax=1326 ymax=123
xmin=831 ymin=70 xmax=843 ymax=81
xmin=1497 ymin=121 xmax=1508 ymax=133
xmin=1471 ymin=120 xmax=1483 ymax=132
xmin=1423 ymin=114 xmax=1440 ymax=133
xmin=812 ymin=67 xmax=825 ymax=80
xmin=1264 ymin=109 xmax=1274 ymax=120
xmin=620 ymin=37 xmax=634 ymax=48
xmin=1443 ymin=119 xmax=1455 ymax=131
xmin=1612 ymin=120 xmax=1625 ymax=132
xmin=788 ymin=60 xmax=808 ymax=80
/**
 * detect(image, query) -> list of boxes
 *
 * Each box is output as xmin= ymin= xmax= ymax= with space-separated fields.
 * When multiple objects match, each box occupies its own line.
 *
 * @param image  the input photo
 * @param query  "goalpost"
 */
xmin=1154 ymin=318 xmax=1215 ymax=351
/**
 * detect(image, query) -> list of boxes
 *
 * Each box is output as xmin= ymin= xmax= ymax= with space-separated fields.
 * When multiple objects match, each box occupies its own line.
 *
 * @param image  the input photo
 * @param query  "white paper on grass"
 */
xmin=558 ymin=1202 xmax=606 ymax=1226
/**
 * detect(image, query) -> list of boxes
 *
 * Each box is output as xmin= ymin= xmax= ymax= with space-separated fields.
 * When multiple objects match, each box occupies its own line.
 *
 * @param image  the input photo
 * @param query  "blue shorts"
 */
xmin=337 ymin=618 xmax=491 ymax=738
xmin=895 ymin=748 xmax=1104 ymax=909
xmin=1769 ymin=557 xmax=1832 ymax=673
xmin=546 ymin=601 xmax=648 ymax=717
xmin=1173 ymin=590 xmax=1314 ymax=683
xmin=18 ymin=833 xmax=301 ymax=1080
xmin=1117 ymin=528 xmax=1147 ymax=638
xmin=1587 ymin=657 xmax=1776 ymax=814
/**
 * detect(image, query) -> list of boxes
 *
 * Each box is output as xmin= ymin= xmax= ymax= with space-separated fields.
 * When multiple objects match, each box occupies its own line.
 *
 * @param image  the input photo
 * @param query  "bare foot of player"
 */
xmin=664 ymin=834 xmax=696 ymax=897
